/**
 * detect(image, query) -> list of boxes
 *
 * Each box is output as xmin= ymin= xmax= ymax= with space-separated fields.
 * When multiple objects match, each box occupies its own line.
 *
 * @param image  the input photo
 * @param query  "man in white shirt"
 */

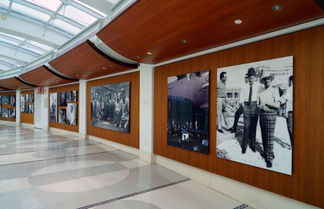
xmin=284 ymin=76 xmax=293 ymax=146
xmin=240 ymin=68 xmax=260 ymax=154
xmin=217 ymin=72 xmax=229 ymax=133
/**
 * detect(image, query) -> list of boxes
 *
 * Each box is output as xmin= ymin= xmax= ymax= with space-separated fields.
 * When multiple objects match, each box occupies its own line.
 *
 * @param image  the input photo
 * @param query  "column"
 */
xmin=16 ymin=90 xmax=21 ymax=125
xmin=78 ymin=80 xmax=87 ymax=138
xmin=34 ymin=87 xmax=49 ymax=130
xmin=139 ymin=63 xmax=155 ymax=163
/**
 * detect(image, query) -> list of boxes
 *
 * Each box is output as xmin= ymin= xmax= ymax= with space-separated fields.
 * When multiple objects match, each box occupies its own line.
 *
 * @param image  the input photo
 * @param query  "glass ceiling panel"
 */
xmin=59 ymin=5 xmax=97 ymax=26
xmin=22 ymin=45 xmax=45 ymax=55
xmin=11 ymin=3 xmax=51 ymax=22
xmin=0 ymin=0 xmax=10 ymax=9
xmin=73 ymin=0 xmax=107 ymax=17
xmin=52 ymin=19 xmax=82 ymax=35
xmin=0 ymin=32 xmax=26 ymax=41
xmin=0 ymin=39 xmax=20 ymax=46
xmin=28 ymin=40 xmax=54 ymax=51
xmin=26 ymin=0 xmax=62 ymax=12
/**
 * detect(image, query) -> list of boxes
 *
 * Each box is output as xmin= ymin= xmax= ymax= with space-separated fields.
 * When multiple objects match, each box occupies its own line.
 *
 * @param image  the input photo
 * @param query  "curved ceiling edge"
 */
xmin=0 ymin=85 xmax=13 ymax=91
xmin=15 ymin=77 xmax=38 ymax=88
xmin=86 ymin=40 xmax=139 ymax=69
xmin=43 ymin=64 xmax=79 ymax=82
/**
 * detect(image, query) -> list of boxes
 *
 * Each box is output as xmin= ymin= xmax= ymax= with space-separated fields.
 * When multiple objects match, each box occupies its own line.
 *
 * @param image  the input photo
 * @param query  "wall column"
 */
xmin=139 ymin=63 xmax=155 ymax=163
xmin=34 ymin=87 xmax=49 ymax=131
xmin=79 ymin=80 xmax=87 ymax=138
xmin=15 ymin=90 xmax=21 ymax=125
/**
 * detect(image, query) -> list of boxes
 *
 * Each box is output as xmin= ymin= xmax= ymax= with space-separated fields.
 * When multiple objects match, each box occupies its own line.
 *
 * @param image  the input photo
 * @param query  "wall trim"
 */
xmin=154 ymin=18 xmax=324 ymax=67
xmin=49 ymin=127 xmax=86 ymax=139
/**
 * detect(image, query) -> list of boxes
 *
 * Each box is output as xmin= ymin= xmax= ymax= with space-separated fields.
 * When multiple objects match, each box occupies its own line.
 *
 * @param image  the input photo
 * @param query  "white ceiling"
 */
xmin=0 ymin=0 xmax=134 ymax=76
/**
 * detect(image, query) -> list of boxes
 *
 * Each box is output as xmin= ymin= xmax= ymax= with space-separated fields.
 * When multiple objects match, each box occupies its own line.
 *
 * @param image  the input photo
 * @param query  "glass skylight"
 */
xmin=26 ymin=0 xmax=62 ymax=12
xmin=11 ymin=3 xmax=51 ymax=22
xmin=73 ymin=0 xmax=108 ymax=17
xmin=0 ymin=39 xmax=20 ymax=46
xmin=0 ymin=0 xmax=10 ymax=9
xmin=59 ymin=5 xmax=97 ymax=26
xmin=53 ymin=19 xmax=82 ymax=35
xmin=28 ymin=40 xmax=54 ymax=51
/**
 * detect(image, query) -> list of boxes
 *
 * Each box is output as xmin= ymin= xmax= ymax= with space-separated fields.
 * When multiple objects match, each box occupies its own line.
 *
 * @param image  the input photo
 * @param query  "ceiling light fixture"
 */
xmin=272 ymin=5 xmax=282 ymax=11
xmin=234 ymin=19 xmax=242 ymax=24
xmin=146 ymin=52 xmax=152 ymax=55
xmin=102 ymin=67 xmax=106 ymax=70
xmin=181 ymin=39 xmax=188 ymax=44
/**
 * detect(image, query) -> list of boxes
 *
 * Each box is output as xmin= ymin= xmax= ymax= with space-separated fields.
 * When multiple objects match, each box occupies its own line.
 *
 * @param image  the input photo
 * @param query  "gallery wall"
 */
xmin=21 ymin=90 xmax=35 ymax=124
xmin=0 ymin=92 xmax=16 ymax=122
xmin=154 ymin=25 xmax=324 ymax=208
xmin=49 ymin=84 xmax=79 ymax=132
xmin=87 ymin=72 xmax=139 ymax=148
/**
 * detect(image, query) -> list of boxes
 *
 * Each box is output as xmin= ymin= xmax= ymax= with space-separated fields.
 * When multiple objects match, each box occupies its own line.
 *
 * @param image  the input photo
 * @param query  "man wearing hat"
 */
xmin=259 ymin=72 xmax=281 ymax=168
xmin=240 ymin=67 xmax=260 ymax=154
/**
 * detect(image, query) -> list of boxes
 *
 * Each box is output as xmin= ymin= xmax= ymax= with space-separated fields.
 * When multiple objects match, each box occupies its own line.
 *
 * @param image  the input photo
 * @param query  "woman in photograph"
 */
xmin=258 ymin=73 xmax=281 ymax=168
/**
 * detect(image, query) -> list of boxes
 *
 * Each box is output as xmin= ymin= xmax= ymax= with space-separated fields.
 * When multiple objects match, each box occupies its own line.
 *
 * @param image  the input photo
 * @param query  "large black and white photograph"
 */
xmin=2 ymin=95 xmax=9 ymax=105
xmin=9 ymin=95 xmax=16 ymax=106
xmin=28 ymin=105 xmax=34 ymax=114
xmin=72 ymin=90 xmax=78 ymax=102
xmin=59 ymin=92 xmax=67 ymax=106
xmin=59 ymin=109 xmax=66 ymax=124
xmin=50 ymin=93 xmax=58 ymax=122
xmin=9 ymin=108 xmax=15 ymax=118
xmin=66 ymin=103 xmax=77 ymax=125
xmin=91 ymin=81 xmax=130 ymax=133
xmin=2 ymin=108 xmax=9 ymax=118
xmin=167 ymin=71 xmax=209 ymax=154
xmin=216 ymin=56 xmax=293 ymax=175
xmin=21 ymin=94 xmax=25 ymax=112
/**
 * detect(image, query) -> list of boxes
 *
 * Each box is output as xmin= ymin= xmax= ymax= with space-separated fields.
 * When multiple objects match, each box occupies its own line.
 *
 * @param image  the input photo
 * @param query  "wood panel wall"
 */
xmin=87 ymin=72 xmax=139 ymax=148
xmin=21 ymin=90 xmax=34 ymax=124
xmin=49 ymin=84 xmax=79 ymax=132
xmin=154 ymin=26 xmax=324 ymax=208
xmin=0 ymin=92 xmax=16 ymax=122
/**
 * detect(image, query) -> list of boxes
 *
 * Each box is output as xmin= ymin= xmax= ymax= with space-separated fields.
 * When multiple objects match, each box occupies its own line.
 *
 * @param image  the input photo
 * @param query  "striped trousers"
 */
xmin=260 ymin=111 xmax=277 ymax=161
xmin=243 ymin=103 xmax=259 ymax=150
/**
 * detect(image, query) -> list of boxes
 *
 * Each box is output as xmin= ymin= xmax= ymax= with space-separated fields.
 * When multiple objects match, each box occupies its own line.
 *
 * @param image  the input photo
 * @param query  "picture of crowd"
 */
xmin=0 ymin=95 xmax=16 ymax=119
xmin=216 ymin=56 xmax=293 ymax=175
xmin=50 ymin=93 xmax=58 ymax=122
xmin=50 ymin=91 xmax=78 ymax=125
xmin=21 ymin=93 xmax=34 ymax=114
xmin=167 ymin=71 xmax=209 ymax=154
xmin=91 ymin=82 xmax=130 ymax=133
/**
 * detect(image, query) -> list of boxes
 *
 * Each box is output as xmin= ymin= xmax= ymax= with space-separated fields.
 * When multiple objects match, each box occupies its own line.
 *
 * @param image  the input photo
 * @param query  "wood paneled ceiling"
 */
xmin=0 ymin=77 xmax=32 ymax=90
xmin=19 ymin=66 xmax=72 ymax=87
xmin=49 ymin=42 xmax=133 ymax=80
xmin=98 ymin=0 xmax=324 ymax=64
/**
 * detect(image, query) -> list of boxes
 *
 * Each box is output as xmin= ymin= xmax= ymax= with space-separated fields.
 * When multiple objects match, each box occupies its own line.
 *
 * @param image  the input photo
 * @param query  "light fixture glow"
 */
xmin=272 ymin=5 xmax=282 ymax=11
xmin=234 ymin=19 xmax=242 ymax=24
xmin=146 ymin=52 xmax=152 ymax=55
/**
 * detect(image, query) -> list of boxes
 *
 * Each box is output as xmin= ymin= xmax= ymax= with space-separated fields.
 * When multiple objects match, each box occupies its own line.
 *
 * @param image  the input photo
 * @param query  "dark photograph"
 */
xmin=72 ymin=90 xmax=78 ymax=102
xmin=9 ymin=95 xmax=16 ymax=106
xmin=59 ymin=109 xmax=66 ymax=124
xmin=91 ymin=81 xmax=130 ymax=133
xmin=2 ymin=108 xmax=9 ymax=118
xmin=66 ymin=91 xmax=72 ymax=102
xmin=9 ymin=108 xmax=15 ymax=118
xmin=50 ymin=93 xmax=58 ymax=122
xmin=59 ymin=92 xmax=67 ymax=106
xmin=216 ymin=56 xmax=293 ymax=175
xmin=2 ymin=95 xmax=9 ymax=105
xmin=167 ymin=71 xmax=209 ymax=154
xmin=28 ymin=105 xmax=33 ymax=114
xmin=67 ymin=103 xmax=77 ymax=125
xmin=27 ymin=93 xmax=34 ymax=103
xmin=25 ymin=104 xmax=29 ymax=113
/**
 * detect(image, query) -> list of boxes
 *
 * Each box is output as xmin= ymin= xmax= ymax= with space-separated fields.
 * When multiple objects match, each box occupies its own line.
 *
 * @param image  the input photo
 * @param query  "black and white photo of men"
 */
xmin=91 ymin=81 xmax=130 ymax=133
xmin=216 ymin=56 xmax=293 ymax=175
xmin=21 ymin=94 xmax=25 ymax=112
xmin=72 ymin=90 xmax=78 ymax=102
xmin=9 ymin=95 xmax=15 ymax=106
xmin=9 ymin=108 xmax=15 ymax=118
xmin=66 ymin=91 xmax=72 ymax=102
xmin=66 ymin=103 xmax=77 ymax=125
xmin=59 ymin=92 xmax=67 ymax=106
xmin=27 ymin=93 xmax=34 ymax=103
xmin=2 ymin=95 xmax=9 ymax=105
xmin=50 ymin=93 xmax=58 ymax=122
xmin=25 ymin=104 xmax=29 ymax=113
xmin=59 ymin=109 xmax=66 ymax=124
xmin=28 ymin=105 xmax=33 ymax=114
xmin=2 ymin=108 xmax=9 ymax=118
xmin=167 ymin=71 xmax=209 ymax=154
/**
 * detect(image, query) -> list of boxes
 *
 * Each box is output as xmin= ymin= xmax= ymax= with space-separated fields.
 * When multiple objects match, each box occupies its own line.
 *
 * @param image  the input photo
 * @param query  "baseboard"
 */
xmin=138 ymin=150 xmax=156 ymax=163
xmin=155 ymin=155 xmax=319 ymax=209
xmin=21 ymin=123 xmax=34 ymax=129
xmin=88 ymin=135 xmax=139 ymax=156
xmin=49 ymin=127 xmax=87 ymax=139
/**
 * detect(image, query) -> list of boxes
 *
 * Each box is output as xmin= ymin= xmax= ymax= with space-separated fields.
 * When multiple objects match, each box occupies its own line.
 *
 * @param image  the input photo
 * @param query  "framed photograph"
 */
xmin=25 ymin=104 xmax=29 ymax=113
xmin=9 ymin=108 xmax=15 ymax=118
xmin=66 ymin=103 xmax=77 ymax=125
xmin=59 ymin=92 xmax=67 ymax=106
xmin=72 ymin=90 xmax=78 ymax=102
xmin=58 ymin=109 xmax=66 ymax=124
xmin=66 ymin=91 xmax=72 ymax=102
xmin=21 ymin=94 xmax=25 ymax=112
xmin=29 ymin=105 xmax=33 ymax=114
xmin=29 ymin=93 xmax=34 ymax=103
xmin=91 ymin=81 xmax=130 ymax=133
xmin=50 ymin=93 xmax=58 ymax=122
xmin=216 ymin=56 xmax=293 ymax=175
xmin=2 ymin=108 xmax=9 ymax=118
xmin=9 ymin=95 xmax=15 ymax=106
xmin=167 ymin=71 xmax=210 ymax=154
xmin=2 ymin=95 xmax=9 ymax=105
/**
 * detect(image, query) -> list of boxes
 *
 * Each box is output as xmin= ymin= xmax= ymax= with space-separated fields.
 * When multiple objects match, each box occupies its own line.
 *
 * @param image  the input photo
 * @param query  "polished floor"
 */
xmin=0 ymin=124 xmax=253 ymax=209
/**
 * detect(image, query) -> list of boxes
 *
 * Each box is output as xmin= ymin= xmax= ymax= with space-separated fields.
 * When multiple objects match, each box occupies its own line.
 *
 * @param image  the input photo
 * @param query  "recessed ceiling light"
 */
xmin=181 ymin=39 xmax=188 ymax=44
xmin=76 ymin=74 xmax=79 ymax=77
xmin=234 ymin=19 xmax=242 ymax=24
xmin=146 ymin=52 xmax=152 ymax=55
xmin=136 ymin=55 xmax=141 ymax=59
xmin=102 ymin=67 xmax=106 ymax=70
xmin=272 ymin=5 xmax=282 ymax=11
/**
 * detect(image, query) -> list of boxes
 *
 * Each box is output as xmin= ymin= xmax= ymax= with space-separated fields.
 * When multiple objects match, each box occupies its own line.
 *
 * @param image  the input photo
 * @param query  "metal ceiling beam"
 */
xmin=0 ymin=41 xmax=41 ymax=57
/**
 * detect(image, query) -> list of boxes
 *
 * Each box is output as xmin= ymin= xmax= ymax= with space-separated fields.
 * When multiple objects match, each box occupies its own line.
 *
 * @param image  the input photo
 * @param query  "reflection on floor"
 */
xmin=0 ymin=125 xmax=253 ymax=209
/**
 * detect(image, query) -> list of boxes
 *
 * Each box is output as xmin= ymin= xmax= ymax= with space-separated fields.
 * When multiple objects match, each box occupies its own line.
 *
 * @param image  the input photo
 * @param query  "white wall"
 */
xmin=15 ymin=90 xmax=21 ymax=124
xmin=78 ymin=80 xmax=87 ymax=137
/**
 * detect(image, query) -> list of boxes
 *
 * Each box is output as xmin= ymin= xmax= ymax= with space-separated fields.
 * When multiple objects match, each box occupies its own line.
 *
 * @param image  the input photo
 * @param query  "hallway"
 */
xmin=0 ymin=124 xmax=250 ymax=209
